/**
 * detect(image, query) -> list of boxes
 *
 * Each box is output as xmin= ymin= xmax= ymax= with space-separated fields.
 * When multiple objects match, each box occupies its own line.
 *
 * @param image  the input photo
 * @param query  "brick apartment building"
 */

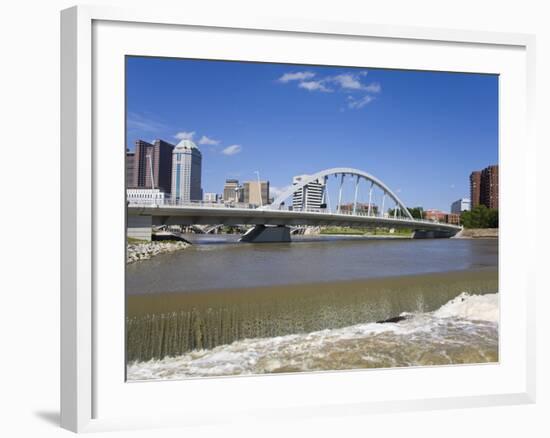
xmin=470 ymin=165 xmax=498 ymax=210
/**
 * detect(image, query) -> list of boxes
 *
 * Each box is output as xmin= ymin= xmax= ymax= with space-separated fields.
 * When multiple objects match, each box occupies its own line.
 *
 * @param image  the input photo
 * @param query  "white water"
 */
xmin=433 ymin=291 xmax=499 ymax=322
xmin=127 ymin=292 xmax=499 ymax=381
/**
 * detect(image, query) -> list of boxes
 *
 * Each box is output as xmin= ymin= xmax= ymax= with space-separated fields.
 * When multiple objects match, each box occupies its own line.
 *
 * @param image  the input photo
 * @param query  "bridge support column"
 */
xmin=127 ymin=215 xmax=152 ymax=241
xmin=413 ymin=229 xmax=459 ymax=239
xmin=239 ymin=225 xmax=291 ymax=243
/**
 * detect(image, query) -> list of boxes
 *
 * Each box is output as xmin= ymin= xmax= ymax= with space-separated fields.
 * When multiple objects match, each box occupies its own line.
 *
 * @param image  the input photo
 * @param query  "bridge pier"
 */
xmin=412 ymin=229 xmax=459 ymax=239
xmin=239 ymin=225 xmax=291 ymax=243
xmin=127 ymin=214 xmax=152 ymax=241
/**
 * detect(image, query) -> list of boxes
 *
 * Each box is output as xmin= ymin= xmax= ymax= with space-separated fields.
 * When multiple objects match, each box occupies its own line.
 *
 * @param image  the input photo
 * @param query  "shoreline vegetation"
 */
xmin=127 ymin=238 xmax=191 ymax=264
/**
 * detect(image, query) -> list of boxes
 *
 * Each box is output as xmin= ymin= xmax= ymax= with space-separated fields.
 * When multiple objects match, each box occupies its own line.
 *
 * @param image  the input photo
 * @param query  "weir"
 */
xmin=126 ymin=270 xmax=498 ymax=363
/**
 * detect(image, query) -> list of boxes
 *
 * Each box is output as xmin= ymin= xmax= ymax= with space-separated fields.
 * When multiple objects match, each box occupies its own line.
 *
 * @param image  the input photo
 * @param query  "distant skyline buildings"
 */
xmin=203 ymin=192 xmax=220 ymax=203
xmin=451 ymin=198 xmax=471 ymax=214
xmin=340 ymin=202 xmax=378 ymax=216
xmin=127 ymin=188 xmax=165 ymax=204
xmin=423 ymin=209 xmax=460 ymax=225
xmin=126 ymin=138 xmax=203 ymax=204
xmin=223 ymin=179 xmax=242 ymax=203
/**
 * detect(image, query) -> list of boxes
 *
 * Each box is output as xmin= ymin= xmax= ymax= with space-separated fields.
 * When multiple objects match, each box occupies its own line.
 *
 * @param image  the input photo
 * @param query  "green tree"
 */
xmin=461 ymin=205 xmax=499 ymax=228
xmin=408 ymin=207 xmax=424 ymax=220
xmin=388 ymin=206 xmax=423 ymax=219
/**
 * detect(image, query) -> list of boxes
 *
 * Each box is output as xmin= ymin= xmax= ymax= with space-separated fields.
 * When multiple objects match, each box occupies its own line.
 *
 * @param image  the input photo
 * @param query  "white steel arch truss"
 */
xmin=263 ymin=167 xmax=414 ymax=220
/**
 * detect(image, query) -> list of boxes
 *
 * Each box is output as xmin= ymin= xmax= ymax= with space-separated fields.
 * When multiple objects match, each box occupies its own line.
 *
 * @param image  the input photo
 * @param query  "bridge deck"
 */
xmin=128 ymin=204 xmax=461 ymax=233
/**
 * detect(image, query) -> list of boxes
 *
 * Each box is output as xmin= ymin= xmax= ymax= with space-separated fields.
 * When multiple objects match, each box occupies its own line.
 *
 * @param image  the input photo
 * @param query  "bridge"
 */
xmin=127 ymin=167 xmax=461 ymax=242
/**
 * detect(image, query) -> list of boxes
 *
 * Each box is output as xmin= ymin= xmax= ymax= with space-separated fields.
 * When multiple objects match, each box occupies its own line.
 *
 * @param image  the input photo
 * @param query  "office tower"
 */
xmin=126 ymin=148 xmax=135 ymax=187
xmin=480 ymin=165 xmax=499 ymax=209
xmin=171 ymin=139 xmax=202 ymax=203
xmin=292 ymin=174 xmax=326 ymax=210
xmin=451 ymin=198 xmax=471 ymax=214
xmin=470 ymin=171 xmax=481 ymax=208
xmin=243 ymin=180 xmax=270 ymax=206
xmin=132 ymin=139 xmax=174 ymax=193
xmin=223 ymin=179 xmax=241 ymax=202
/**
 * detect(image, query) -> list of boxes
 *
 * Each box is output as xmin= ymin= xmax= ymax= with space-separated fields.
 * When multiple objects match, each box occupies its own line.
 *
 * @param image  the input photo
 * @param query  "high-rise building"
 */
xmin=470 ymin=171 xmax=481 ymax=208
xmin=126 ymin=148 xmax=135 ymax=187
xmin=132 ymin=139 xmax=174 ymax=193
xmin=470 ymin=165 xmax=498 ymax=209
xmin=451 ymin=198 xmax=471 ymax=214
xmin=171 ymin=139 xmax=202 ymax=203
xmin=480 ymin=165 xmax=499 ymax=209
xmin=292 ymin=175 xmax=326 ymax=211
xmin=223 ymin=179 xmax=241 ymax=203
xmin=243 ymin=180 xmax=269 ymax=206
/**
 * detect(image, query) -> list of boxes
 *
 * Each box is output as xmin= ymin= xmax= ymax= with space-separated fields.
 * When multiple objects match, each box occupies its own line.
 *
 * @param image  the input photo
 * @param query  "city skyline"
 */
xmin=126 ymin=56 xmax=498 ymax=211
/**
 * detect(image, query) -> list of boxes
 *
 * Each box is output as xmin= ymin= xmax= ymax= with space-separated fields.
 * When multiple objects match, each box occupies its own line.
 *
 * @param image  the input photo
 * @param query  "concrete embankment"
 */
xmin=127 ymin=240 xmax=190 ymax=264
xmin=453 ymin=228 xmax=498 ymax=239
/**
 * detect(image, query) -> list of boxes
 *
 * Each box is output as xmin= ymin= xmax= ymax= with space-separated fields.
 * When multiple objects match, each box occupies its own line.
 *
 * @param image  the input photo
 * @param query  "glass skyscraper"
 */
xmin=170 ymin=139 xmax=202 ymax=203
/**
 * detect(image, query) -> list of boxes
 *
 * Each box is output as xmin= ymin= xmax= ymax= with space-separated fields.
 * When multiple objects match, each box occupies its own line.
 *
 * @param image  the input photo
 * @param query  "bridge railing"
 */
xmin=127 ymin=199 xmax=260 ymax=209
xmin=127 ymin=199 xmax=460 ymax=227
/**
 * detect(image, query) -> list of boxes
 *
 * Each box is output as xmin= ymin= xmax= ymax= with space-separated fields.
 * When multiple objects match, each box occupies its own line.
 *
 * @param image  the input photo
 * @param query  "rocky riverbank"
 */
xmin=127 ymin=240 xmax=191 ymax=264
xmin=454 ymin=228 xmax=498 ymax=239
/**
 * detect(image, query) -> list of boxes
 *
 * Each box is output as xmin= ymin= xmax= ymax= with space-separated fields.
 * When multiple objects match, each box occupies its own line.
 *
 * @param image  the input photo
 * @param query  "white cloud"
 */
xmin=278 ymin=71 xmax=316 ymax=83
xmin=348 ymin=95 xmax=375 ymax=109
xmin=365 ymin=82 xmax=382 ymax=93
xmin=198 ymin=135 xmax=220 ymax=145
xmin=331 ymin=73 xmax=364 ymax=90
xmin=298 ymin=81 xmax=332 ymax=92
xmin=222 ymin=144 xmax=242 ymax=156
xmin=174 ymin=131 xmax=195 ymax=141
xmin=277 ymin=70 xmax=382 ymax=109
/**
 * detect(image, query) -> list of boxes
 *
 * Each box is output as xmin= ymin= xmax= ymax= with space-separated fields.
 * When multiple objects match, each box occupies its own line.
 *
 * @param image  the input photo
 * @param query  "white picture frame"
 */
xmin=60 ymin=4 xmax=536 ymax=433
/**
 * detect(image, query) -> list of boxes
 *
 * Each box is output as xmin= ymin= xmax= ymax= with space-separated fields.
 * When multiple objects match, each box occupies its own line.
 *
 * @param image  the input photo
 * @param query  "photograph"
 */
xmin=124 ymin=56 xmax=499 ymax=381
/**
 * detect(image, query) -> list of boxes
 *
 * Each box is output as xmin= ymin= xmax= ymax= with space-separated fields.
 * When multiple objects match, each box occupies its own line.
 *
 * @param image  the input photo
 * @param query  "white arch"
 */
xmin=264 ymin=167 xmax=413 ymax=220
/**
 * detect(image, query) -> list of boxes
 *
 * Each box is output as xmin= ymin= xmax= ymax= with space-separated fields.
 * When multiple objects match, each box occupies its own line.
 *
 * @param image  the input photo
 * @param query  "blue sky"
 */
xmin=126 ymin=56 xmax=498 ymax=211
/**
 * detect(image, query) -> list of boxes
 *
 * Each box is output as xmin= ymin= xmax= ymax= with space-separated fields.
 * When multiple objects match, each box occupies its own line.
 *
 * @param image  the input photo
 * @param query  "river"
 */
xmin=126 ymin=235 xmax=499 ymax=380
